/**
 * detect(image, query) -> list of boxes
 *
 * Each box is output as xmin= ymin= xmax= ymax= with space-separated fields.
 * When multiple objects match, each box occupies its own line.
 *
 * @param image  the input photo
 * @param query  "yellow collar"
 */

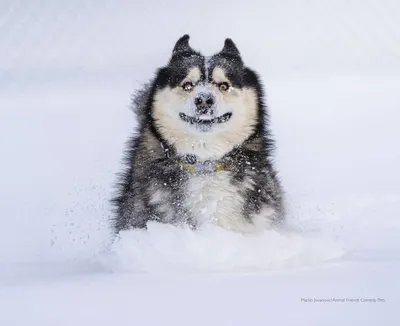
xmin=177 ymin=161 xmax=225 ymax=174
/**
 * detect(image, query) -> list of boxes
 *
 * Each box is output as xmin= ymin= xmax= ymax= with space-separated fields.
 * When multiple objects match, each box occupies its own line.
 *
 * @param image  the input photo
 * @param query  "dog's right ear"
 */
xmin=172 ymin=34 xmax=192 ymax=54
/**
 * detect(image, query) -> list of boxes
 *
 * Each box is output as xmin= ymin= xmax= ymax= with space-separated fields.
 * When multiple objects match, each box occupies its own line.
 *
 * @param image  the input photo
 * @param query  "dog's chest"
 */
xmin=185 ymin=171 xmax=245 ymax=229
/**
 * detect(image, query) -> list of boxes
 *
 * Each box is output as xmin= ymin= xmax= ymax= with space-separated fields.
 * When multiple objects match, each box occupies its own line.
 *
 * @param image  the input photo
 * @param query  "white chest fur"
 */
xmin=185 ymin=171 xmax=272 ymax=232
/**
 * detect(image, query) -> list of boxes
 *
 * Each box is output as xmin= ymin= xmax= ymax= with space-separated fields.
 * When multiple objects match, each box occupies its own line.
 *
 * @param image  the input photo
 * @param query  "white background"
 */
xmin=1 ymin=0 xmax=399 ymax=324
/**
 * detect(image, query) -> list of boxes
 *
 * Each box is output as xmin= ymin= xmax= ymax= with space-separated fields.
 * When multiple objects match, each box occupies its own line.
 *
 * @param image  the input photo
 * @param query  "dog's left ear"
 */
xmin=220 ymin=38 xmax=241 ymax=57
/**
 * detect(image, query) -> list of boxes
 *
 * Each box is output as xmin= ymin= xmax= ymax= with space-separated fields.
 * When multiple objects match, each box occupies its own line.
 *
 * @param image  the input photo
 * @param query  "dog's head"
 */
xmin=150 ymin=35 xmax=265 ymax=161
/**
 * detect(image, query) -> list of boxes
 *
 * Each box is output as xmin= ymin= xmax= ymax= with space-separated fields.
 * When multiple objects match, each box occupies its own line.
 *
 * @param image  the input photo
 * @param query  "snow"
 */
xmin=1 ymin=0 xmax=400 ymax=325
xmin=102 ymin=223 xmax=343 ymax=273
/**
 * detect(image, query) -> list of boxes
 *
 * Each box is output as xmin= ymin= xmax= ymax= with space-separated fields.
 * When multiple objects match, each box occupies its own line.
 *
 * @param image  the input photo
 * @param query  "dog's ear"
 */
xmin=220 ymin=38 xmax=241 ymax=57
xmin=172 ymin=34 xmax=192 ymax=54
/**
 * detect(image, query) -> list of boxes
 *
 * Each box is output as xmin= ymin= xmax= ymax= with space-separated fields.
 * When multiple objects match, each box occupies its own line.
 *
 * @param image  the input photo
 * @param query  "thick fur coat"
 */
xmin=112 ymin=35 xmax=284 ymax=233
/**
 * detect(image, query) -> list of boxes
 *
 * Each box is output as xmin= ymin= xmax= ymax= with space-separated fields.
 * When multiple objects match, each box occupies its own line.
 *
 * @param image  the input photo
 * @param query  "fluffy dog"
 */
xmin=112 ymin=35 xmax=284 ymax=233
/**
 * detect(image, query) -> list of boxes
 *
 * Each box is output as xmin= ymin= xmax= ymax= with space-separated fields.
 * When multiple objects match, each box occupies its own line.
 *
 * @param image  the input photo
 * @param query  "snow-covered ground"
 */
xmin=1 ymin=1 xmax=400 ymax=324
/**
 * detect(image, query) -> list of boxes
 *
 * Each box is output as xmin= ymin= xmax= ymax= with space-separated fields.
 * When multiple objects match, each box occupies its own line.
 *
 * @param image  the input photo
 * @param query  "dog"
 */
xmin=112 ymin=35 xmax=284 ymax=233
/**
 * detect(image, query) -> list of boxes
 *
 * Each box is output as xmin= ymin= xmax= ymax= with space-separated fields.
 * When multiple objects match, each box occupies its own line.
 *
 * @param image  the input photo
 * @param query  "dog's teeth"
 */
xmin=180 ymin=112 xmax=232 ymax=126
xmin=198 ymin=115 xmax=212 ymax=119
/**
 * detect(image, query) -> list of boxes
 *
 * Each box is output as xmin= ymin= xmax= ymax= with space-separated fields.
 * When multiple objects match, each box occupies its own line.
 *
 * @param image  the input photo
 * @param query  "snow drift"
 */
xmin=101 ymin=222 xmax=343 ymax=273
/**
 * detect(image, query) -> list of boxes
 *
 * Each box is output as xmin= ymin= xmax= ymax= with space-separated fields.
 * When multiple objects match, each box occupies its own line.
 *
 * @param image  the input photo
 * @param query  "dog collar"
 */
xmin=160 ymin=142 xmax=225 ymax=174
xmin=177 ymin=160 xmax=225 ymax=174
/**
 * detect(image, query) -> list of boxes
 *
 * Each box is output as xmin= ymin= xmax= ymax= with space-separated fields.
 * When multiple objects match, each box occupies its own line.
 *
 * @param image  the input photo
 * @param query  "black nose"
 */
xmin=194 ymin=93 xmax=215 ymax=114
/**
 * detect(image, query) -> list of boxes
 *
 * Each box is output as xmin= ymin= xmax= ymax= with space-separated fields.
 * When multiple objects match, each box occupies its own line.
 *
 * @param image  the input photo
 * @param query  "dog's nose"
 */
xmin=194 ymin=93 xmax=215 ymax=114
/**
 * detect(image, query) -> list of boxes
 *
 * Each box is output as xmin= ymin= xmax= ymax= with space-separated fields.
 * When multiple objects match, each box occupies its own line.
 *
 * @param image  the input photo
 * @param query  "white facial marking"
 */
xmin=152 ymin=66 xmax=259 ymax=161
xmin=186 ymin=67 xmax=201 ymax=83
xmin=204 ymin=56 xmax=211 ymax=80
xmin=212 ymin=67 xmax=229 ymax=84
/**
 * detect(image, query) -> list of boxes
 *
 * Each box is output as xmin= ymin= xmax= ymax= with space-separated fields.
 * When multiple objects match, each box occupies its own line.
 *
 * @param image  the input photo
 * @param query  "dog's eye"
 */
xmin=218 ymin=82 xmax=231 ymax=92
xmin=182 ymin=81 xmax=194 ymax=92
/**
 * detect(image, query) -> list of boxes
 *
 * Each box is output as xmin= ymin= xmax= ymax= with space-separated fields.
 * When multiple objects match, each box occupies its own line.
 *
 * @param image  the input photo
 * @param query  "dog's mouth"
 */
xmin=179 ymin=112 xmax=232 ymax=125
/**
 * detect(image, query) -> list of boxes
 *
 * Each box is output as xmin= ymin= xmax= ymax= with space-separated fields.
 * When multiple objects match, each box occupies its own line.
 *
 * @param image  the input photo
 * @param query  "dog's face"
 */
xmin=152 ymin=35 xmax=263 ymax=161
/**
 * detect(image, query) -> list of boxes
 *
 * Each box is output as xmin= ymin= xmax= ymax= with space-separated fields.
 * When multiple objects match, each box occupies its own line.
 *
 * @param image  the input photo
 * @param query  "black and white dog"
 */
xmin=112 ymin=35 xmax=284 ymax=233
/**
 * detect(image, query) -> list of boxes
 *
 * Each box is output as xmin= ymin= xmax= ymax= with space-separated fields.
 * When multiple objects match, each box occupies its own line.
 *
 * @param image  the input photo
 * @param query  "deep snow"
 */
xmin=1 ymin=0 xmax=400 ymax=325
